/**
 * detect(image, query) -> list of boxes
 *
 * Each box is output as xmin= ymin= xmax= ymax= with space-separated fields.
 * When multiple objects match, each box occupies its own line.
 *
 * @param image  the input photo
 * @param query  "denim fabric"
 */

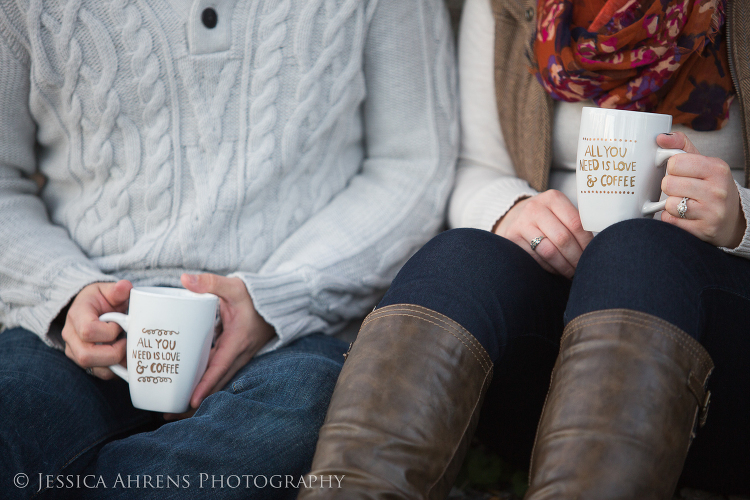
xmin=0 ymin=328 xmax=347 ymax=499
xmin=380 ymin=220 xmax=750 ymax=492
xmin=379 ymin=228 xmax=572 ymax=362
xmin=566 ymin=218 xmax=750 ymax=342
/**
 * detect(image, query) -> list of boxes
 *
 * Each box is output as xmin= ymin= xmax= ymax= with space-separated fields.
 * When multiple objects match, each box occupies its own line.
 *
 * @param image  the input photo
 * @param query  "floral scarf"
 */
xmin=533 ymin=0 xmax=735 ymax=131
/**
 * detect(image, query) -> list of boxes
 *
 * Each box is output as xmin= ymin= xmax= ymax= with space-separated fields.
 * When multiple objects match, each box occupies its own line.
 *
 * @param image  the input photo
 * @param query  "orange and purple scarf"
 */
xmin=533 ymin=0 xmax=734 ymax=130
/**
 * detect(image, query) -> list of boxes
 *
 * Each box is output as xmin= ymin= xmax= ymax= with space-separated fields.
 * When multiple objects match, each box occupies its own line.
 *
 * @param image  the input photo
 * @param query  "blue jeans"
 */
xmin=380 ymin=219 xmax=750 ymax=493
xmin=0 ymin=328 xmax=347 ymax=499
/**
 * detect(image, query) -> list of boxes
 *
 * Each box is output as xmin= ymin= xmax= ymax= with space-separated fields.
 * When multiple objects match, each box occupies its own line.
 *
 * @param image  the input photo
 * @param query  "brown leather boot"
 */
xmin=525 ymin=309 xmax=714 ymax=500
xmin=298 ymin=304 xmax=493 ymax=499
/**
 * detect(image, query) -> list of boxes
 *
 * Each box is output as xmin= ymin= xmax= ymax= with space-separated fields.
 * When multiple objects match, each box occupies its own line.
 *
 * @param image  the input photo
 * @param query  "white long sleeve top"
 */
xmin=452 ymin=0 xmax=750 ymax=259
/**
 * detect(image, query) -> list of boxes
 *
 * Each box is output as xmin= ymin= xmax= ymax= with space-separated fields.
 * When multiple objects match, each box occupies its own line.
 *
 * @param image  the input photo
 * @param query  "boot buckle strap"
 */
xmin=687 ymin=371 xmax=711 ymax=428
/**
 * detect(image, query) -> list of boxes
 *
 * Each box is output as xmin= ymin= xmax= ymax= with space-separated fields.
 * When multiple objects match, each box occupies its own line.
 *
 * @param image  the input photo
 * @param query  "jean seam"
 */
xmin=699 ymin=284 xmax=750 ymax=304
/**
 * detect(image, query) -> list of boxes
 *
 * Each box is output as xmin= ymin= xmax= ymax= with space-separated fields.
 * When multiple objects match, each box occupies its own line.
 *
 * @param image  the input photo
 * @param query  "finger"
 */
xmin=206 ymin=352 xmax=252 ymax=401
xmin=69 ymin=283 xmax=131 ymax=343
xmin=88 ymin=366 xmax=118 ymax=380
xmin=657 ymin=132 xmax=700 ymax=155
xmin=661 ymin=174 xmax=705 ymax=200
xmin=185 ymin=351 xmax=254 ymax=415
xmin=181 ymin=273 xmax=246 ymax=304
xmin=163 ymin=407 xmax=198 ymax=421
xmin=665 ymin=153 xmax=714 ymax=180
xmin=69 ymin=314 xmax=124 ymax=344
xmin=63 ymin=334 xmax=126 ymax=370
xmin=189 ymin=335 xmax=246 ymax=408
xmin=535 ymin=208 xmax=585 ymax=268
xmin=509 ymin=234 xmax=558 ymax=275
xmin=98 ymin=280 xmax=133 ymax=311
xmin=545 ymin=192 xmax=594 ymax=250
xmin=661 ymin=207 xmax=700 ymax=232
xmin=534 ymin=238 xmax=576 ymax=279
xmin=521 ymin=227 xmax=575 ymax=279
xmin=663 ymin=196 xmax=703 ymax=221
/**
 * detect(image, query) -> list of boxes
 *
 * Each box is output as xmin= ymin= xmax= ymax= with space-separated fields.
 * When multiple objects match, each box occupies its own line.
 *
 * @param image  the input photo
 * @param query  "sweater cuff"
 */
xmin=229 ymin=270 xmax=320 ymax=355
xmin=15 ymin=262 xmax=114 ymax=348
xmin=460 ymin=177 xmax=538 ymax=231
xmin=719 ymin=182 xmax=750 ymax=259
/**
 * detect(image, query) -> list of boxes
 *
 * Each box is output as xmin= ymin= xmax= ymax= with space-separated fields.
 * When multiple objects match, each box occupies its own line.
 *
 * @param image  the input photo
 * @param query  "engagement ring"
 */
xmin=530 ymin=236 xmax=545 ymax=251
xmin=678 ymin=197 xmax=689 ymax=219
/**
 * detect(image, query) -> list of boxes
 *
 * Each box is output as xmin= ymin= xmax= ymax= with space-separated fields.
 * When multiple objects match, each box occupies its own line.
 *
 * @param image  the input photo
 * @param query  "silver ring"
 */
xmin=530 ymin=236 xmax=545 ymax=251
xmin=678 ymin=197 xmax=689 ymax=219
xmin=85 ymin=367 xmax=94 ymax=376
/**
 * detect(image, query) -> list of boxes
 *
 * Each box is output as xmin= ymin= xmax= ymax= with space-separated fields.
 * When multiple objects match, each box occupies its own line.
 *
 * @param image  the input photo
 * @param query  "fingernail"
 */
xmin=185 ymin=274 xmax=197 ymax=285
xmin=664 ymin=133 xmax=674 ymax=136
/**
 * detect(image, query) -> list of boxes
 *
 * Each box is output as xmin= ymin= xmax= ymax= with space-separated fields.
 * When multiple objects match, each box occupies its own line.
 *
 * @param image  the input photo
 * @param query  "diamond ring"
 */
xmin=677 ymin=197 xmax=689 ymax=219
xmin=85 ymin=367 xmax=94 ymax=376
xmin=530 ymin=236 xmax=545 ymax=251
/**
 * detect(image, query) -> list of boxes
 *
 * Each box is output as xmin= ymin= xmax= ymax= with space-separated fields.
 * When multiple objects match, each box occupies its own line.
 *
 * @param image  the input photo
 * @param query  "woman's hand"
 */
xmin=657 ymin=132 xmax=746 ymax=248
xmin=62 ymin=280 xmax=133 ymax=379
xmin=494 ymin=190 xmax=594 ymax=278
xmin=167 ymin=273 xmax=276 ymax=419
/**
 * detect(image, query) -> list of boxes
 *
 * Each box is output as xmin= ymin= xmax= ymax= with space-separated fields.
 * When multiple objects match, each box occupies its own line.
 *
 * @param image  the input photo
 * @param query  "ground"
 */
xmin=451 ymin=442 xmax=750 ymax=500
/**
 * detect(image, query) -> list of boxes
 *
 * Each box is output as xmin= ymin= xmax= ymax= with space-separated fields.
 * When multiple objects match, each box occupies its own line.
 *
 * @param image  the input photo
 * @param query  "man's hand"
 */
xmin=658 ymin=132 xmax=746 ymax=248
xmin=62 ymin=280 xmax=133 ymax=379
xmin=165 ymin=273 xmax=275 ymax=419
xmin=494 ymin=190 xmax=594 ymax=279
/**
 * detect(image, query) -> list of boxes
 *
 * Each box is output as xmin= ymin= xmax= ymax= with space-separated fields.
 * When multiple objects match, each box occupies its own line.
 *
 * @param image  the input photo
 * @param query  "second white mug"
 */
xmin=575 ymin=107 xmax=684 ymax=232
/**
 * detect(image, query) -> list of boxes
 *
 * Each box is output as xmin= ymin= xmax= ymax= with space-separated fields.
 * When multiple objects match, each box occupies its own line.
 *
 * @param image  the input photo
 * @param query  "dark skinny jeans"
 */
xmin=379 ymin=219 xmax=750 ymax=493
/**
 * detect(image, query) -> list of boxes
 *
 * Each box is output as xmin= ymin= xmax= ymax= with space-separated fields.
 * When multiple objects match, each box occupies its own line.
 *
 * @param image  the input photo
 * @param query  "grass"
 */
xmin=450 ymin=443 xmax=527 ymax=499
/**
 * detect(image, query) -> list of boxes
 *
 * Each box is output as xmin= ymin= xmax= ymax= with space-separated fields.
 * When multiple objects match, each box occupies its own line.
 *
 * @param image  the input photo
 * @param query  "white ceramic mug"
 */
xmin=99 ymin=287 xmax=218 ymax=413
xmin=576 ymin=107 xmax=685 ymax=232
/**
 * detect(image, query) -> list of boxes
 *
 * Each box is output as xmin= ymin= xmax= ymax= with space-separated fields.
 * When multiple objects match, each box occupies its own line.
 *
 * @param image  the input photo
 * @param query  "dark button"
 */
xmin=202 ymin=8 xmax=218 ymax=29
xmin=525 ymin=7 xmax=534 ymax=21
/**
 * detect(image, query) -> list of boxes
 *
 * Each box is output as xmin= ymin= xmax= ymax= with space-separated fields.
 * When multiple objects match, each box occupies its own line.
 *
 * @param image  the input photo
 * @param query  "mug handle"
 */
xmin=99 ymin=312 xmax=130 ymax=382
xmin=642 ymin=148 xmax=686 ymax=215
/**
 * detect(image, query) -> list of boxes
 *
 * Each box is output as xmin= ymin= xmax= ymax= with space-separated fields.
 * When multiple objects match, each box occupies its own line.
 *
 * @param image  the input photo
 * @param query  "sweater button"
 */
xmin=525 ymin=7 xmax=534 ymax=21
xmin=202 ymin=8 xmax=218 ymax=29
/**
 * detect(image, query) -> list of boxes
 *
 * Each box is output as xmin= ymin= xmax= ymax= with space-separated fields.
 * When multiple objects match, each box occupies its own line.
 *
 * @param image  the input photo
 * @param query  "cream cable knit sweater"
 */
xmin=0 ymin=0 xmax=458 ymax=352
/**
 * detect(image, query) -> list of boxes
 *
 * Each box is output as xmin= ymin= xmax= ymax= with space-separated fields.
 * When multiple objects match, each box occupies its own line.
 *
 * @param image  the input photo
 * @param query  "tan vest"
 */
xmin=490 ymin=0 xmax=750 ymax=191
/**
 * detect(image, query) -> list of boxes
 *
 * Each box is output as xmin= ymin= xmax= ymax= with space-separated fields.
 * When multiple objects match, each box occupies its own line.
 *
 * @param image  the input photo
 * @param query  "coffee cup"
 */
xmin=576 ymin=107 xmax=685 ymax=232
xmin=99 ymin=287 xmax=218 ymax=413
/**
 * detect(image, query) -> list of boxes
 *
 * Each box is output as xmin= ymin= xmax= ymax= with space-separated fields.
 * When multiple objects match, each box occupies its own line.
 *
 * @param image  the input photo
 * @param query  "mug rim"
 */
xmin=581 ymin=106 xmax=672 ymax=119
xmin=132 ymin=286 xmax=218 ymax=301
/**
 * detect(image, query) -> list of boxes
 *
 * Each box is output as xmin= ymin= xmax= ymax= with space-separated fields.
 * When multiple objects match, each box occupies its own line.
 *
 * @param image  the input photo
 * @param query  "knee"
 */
xmin=229 ymin=354 xmax=343 ymax=468
xmin=389 ymin=228 xmax=530 ymax=292
xmin=576 ymin=219 xmax=686 ymax=283
xmin=232 ymin=353 xmax=342 ymax=416
xmin=568 ymin=218 xmax=701 ymax=321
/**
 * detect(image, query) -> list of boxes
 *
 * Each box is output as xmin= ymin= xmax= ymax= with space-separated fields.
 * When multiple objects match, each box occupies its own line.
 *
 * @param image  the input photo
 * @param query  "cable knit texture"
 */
xmin=0 ymin=0 xmax=458 ymax=351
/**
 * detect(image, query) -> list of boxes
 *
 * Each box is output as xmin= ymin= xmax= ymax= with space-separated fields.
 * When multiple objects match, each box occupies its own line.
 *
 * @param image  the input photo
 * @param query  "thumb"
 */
xmin=181 ymin=273 xmax=234 ymax=299
xmin=100 ymin=280 xmax=133 ymax=308
xmin=657 ymin=131 xmax=700 ymax=155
